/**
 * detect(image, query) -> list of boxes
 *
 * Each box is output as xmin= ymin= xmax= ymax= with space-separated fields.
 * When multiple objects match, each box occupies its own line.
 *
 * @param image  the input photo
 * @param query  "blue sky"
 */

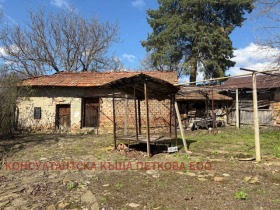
xmin=1 ymin=0 xmax=279 ymax=82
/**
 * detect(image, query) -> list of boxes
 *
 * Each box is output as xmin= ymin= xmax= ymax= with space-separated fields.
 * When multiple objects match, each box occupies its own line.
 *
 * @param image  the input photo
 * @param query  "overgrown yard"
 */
xmin=0 ymin=126 xmax=280 ymax=210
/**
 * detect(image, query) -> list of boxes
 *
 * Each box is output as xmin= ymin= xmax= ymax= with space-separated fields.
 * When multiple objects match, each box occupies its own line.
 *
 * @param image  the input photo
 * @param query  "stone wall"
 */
xmin=17 ymin=97 xmax=81 ymax=132
xmin=17 ymin=87 xmax=173 ymax=134
xmin=99 ymin=98 xmax=172 ymax=134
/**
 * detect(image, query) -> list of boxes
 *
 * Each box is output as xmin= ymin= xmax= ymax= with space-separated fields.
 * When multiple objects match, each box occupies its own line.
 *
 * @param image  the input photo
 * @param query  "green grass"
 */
xmin=177 ymin=126 xmax=280 ymax=158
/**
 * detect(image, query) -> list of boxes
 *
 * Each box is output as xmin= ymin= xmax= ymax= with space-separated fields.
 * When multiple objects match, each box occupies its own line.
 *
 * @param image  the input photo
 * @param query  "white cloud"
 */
xmin=179 ymin=43 xmax=280 ymax=84
xmin=122 ymin=54 xmax=137 ymax=62
xmin=0 ymin=47 xmax=7 ymax=57
xmin=227 ymin=43 xmax=280 ymax=76
xmin=132 ymin=0 xmax=145 ymax=10
xmin=50 ymin=0 xmax=70 ymax=9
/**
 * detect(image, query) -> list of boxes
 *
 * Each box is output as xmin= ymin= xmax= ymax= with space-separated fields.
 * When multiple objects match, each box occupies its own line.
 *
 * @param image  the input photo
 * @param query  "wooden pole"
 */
xmin=124 ymin=94 xmax=128 ymax=136
xmin=134 ymin=86 xmax=139 ymax=141
xmin=169 ymin=96 xmax=172 ymax=137
xmin=236 ymin=88 xmax=240 ymax=129
xmin=144 ymin=81 xmax=151 ymax=157
xmin=138 ymin=99 xmax=142 ymax=135
xmin=211 ymin=86 xmax=215 ymax=129
xmin=252 ymin=72 xmax=261 ymax=162
xmin=173 ymin=96 xmax=178 ymax=144
xmin=112 ymin=90 xmax=117 ymax=150
xmin=174 ymin=100 xmax=188 ymax=152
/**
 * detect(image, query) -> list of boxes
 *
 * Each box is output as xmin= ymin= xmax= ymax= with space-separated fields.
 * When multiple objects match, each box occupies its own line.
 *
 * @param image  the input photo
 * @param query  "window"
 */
xmin=34 ymin=107 xmax=41 ymax=119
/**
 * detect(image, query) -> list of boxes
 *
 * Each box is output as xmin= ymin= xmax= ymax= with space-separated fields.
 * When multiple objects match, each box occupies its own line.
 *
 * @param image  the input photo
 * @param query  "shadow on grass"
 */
xmin=0 ymin=133 xmax=64 ymax=161
xmin=127 ymin=139 xmax=197 ymax=156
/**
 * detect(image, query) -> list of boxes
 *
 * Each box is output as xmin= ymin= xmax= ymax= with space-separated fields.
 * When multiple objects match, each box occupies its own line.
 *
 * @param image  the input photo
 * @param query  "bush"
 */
xmin=0 ymin=69 xmax=32 ymax=137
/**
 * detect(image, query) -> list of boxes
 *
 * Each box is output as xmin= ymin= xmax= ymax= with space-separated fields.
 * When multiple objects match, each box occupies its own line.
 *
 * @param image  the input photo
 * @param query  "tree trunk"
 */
xmin=189 ymin=59 xmax=197 ymax=85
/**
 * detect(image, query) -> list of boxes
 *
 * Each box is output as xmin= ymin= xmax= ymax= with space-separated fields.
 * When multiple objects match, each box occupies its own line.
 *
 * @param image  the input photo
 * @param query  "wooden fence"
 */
xmin=228 ymin=109 xmax=273 ymax=125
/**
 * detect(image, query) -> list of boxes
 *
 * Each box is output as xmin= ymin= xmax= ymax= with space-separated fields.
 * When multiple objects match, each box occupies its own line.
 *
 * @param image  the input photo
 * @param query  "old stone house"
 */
xmin=17 ymin=71 xmax=178 ymax=134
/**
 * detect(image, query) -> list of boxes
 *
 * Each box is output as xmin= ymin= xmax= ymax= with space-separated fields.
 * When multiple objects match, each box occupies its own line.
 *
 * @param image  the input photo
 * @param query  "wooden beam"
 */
xmin=252 ymin=72 xmax=261 ymax=162
xmin=144 ymin=81 xmax=151 ymax=157
xmin=169 ymin=96 xmax=172 ymax=137
xmin=134 ymin=86 xmax=139 ymax=141
xmin=174 ymin=100 xmax=188 ymax=153
xmin=236 ymin=88 xmax=240 ymax=129
xmin=124 ymin=94 xmax=128 ymax=136
xmin=173 ymin=96 xmax=178 ymax=144
xmin=138 ymin=99 xmax=142 ymax=135
xmin=211 ymin=86 xmax=215 ymax=129
xmin=112 ymin=90 xmax=117 ymax=150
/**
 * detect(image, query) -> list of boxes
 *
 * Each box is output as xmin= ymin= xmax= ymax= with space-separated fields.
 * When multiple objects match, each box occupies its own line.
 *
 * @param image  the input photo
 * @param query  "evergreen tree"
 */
xmin=142 ymin=0 xmax=255 ymax=83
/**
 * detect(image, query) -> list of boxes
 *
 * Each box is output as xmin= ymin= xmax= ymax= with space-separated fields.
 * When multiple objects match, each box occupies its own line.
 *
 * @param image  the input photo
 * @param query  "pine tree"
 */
xmin=142 ymin=0 xmax=255 ymax=83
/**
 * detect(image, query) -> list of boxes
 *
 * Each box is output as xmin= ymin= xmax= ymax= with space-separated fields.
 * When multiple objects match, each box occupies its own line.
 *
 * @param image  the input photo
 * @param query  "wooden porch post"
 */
xmin=144 ymin=81 xmax=151 ymax=157
xmin=212 ymin=86 xmax=215 ymax=129
xmin=138 ymin=99 xmax=142 ymax=135
xmin=112 ymin=90 xmax=117 ymax=150
xmin=134 ymin=86 xmax=139 ymax=141
xmin=236 ymin=88 xmax=240 ymax=129
xmin=124 ymin=94 xmax=128 ymax=135
xmin=173 ymin=95 xmax=177 ymax=144
xmin=252 ymin=73 xmax=261 ymax=162
xmin=169 ymin=96 xmax=172 ymax=137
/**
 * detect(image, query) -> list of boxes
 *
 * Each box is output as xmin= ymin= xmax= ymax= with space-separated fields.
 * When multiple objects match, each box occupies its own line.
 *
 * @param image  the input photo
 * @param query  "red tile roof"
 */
xmin=20 ymin=71 xmax=178 ymax=87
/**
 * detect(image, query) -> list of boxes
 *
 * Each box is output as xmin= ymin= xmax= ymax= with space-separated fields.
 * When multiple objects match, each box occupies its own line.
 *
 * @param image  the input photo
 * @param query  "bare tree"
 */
xmin=254 ymin=0 xmax=280 ymax=65
xmin=0 ymin=8 xmax=121 ymax=76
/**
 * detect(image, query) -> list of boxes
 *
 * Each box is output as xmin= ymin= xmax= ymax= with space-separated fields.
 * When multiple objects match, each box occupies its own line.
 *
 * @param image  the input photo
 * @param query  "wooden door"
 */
xmin=83 ymin=98 xmax=99 ymax=127
xmin=56 ymin=104 xmax=71 ymax=130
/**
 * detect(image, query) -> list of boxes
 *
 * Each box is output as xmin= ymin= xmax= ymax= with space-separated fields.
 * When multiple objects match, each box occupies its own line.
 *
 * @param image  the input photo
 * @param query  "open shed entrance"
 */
xmin=83 ymin=98 xmax=100 ymax=127
xmin=56 ymin=104 xmax=71 ymax=130
xmin=104 ymin=73 xmax=180 ymax=156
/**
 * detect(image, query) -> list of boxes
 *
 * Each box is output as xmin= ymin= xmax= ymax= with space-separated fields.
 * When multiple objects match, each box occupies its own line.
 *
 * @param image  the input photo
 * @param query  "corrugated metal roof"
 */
xmin=177 ymin=86 xmax=232 ymax=101
xmin=221 ymin=73 xmax=280 ymax=89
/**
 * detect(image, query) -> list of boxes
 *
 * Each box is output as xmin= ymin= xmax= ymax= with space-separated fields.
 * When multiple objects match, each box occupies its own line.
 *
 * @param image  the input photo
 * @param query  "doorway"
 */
xmin=83 ymin=98 xmax=100 ymax=127
xmin=56 ymin=104 xmax=71 ymax=130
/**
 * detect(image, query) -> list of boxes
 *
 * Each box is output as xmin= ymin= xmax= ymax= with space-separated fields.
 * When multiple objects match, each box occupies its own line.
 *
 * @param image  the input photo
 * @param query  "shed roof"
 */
xmin=105 ymin=73 xmax=179 ymax=100
xmin=177 ymin=86 xmax=232 ymax=101
xmin=221 ymin=73 xmax=280 ymax=89
xmin=20 ymin=71 xmax=177 ymax=87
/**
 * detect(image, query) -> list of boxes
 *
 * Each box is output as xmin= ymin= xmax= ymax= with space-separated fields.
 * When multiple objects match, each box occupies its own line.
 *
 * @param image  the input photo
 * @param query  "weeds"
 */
xmin=67 ymin=181 xmax=78 ymax=190
xmin=234 ymin=189 xmax=248 ymax=200
xmin=115 ymin=183 xmax=124 ymax=190
xmin=273 ymin=146 xmax=280 ymax=158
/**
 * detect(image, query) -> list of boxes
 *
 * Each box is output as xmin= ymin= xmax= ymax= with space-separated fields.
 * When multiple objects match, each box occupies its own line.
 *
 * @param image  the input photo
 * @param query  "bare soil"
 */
xmin=0 ymin=127 xmax=280 ymax=210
